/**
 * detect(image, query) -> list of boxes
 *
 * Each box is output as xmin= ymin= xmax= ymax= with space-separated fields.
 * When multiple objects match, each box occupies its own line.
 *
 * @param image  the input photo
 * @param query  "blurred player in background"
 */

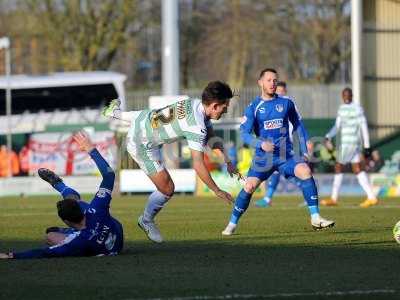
xmin=103 ymin=81 xmax=239 ymax=243
xmin=0 ymin=131 xmax=124 ymax=259
xmin=321 ymin=87 xmax=378 ymax=208
xmin=222 ymin=68 xmax=335 ymax=235
xmin=255 ymin=81 xmax=311 ymax=207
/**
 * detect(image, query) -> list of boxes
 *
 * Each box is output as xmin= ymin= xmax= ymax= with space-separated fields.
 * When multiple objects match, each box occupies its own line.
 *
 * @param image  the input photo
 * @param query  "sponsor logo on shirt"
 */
xmin=96 ymin=188 xmax=111 ymax=198
xmin=264 ymin=118 xmax=283 ymax=130
xmin=176 ymin=100 xmax=186 ymax=119
xmin=275 ymin=104 xmax=284 ymax=112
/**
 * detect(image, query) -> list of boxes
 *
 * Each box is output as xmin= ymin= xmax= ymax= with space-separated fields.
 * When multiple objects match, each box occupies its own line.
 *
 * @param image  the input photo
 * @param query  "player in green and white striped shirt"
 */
xmin=103 ymin=81 xmax=240 ymax=242
xmin=321 ymin=87 xmax=378 ymax=208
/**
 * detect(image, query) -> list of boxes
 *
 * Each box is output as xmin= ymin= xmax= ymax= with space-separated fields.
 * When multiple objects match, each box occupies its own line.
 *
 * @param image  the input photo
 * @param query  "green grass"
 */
xmin=1 ymin=195 xmax=400 ymax=300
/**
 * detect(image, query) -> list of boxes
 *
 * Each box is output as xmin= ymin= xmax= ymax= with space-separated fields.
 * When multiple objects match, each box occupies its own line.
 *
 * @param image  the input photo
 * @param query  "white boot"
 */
xmin=311 ymin=215 xmax=335 ymax=231
xmin=138 ymin=215 xmax=163 ymax=243
xmin=222 ymin=222 xmax=237 ymax=236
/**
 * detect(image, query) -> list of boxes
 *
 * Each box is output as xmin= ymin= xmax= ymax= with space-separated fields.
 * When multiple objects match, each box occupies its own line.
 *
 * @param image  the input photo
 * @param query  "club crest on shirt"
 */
xmin=275 ymin=104 xmax=284 ymax=112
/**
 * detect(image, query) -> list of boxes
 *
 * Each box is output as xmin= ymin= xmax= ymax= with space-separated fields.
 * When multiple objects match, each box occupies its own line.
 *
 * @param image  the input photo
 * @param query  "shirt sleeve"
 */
xmin=13 ymin=232 xmax=89 ymax=259
xmin=326 ymin=116 xmax=341 ymax=139
xmin=359 ymin=107 xmax=370 ymax=148
xmin=288 ymin=100 xmax=308 ymax=155
xmin=295 ymin=122 xmax=309 ymax=156
xmin=186 ymin=129 xmax=208 ymax=152
xmin=89 ymin=148 xmax=114 ymax=210
xmin=89 ymin=148 xmax=115 ymax=191
xmin=240 ymin=103 xmax=264 ymax=149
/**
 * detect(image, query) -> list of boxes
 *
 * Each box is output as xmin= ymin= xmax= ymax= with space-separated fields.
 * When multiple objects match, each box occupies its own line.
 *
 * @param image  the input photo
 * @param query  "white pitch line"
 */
xmin=126 ymin=289 xmax=396 ymax=300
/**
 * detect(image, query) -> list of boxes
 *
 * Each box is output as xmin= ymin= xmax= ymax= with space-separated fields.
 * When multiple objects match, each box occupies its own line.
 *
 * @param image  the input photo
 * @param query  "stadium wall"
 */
xmin=364 ymin=0 xmax=400 ymax=139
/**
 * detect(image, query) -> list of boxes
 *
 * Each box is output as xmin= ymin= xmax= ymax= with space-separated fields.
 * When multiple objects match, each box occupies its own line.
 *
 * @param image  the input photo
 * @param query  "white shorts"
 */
xmin=126 ymin=112 xmax=165 ymax=176
xmin=337 ymin=144 xmax=361 ymax=164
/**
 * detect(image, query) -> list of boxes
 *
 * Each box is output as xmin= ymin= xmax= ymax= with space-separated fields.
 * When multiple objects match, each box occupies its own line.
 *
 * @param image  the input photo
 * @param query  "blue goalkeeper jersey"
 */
xmin=14 ymin=149 xmax=124 ymax=259
xmin=241 ymin=95 xmax=308 ymax=160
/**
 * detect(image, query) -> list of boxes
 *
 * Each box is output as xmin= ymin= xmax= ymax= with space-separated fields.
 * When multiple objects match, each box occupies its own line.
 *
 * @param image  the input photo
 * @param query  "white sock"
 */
xmin=143 ymin=191 xmax=170 ymax=222
xmin=357 ymin=171 xmax=376 ymax=200
xmin=121 ymin=111 xmax=136 ymax=123
xmin=331 ymin=173 xmax=343 ymax=201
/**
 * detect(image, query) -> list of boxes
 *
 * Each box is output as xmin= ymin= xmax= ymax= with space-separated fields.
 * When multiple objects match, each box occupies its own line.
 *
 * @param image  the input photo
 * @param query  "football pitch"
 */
xmin=1 ymin=195 xmax=400 ymax=300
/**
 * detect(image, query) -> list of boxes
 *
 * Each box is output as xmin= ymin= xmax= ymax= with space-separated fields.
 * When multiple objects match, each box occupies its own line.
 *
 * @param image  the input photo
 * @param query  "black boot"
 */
xmin=38 ymin=168 xmax=63 ymax=187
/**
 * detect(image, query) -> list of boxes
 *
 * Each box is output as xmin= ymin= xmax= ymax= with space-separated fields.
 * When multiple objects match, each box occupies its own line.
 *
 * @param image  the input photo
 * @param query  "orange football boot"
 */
xmin=320 ymin=198 xmax=338 ymax=206
xmin=359 ymin=198 xmax=378 ymax=208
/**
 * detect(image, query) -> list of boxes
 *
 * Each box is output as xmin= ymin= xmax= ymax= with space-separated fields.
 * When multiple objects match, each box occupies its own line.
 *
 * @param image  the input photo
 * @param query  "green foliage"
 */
xmin=24 ymin=0 xmax=138 ymax=71
xmin=1 ymin=0 xmax=351 ymax=87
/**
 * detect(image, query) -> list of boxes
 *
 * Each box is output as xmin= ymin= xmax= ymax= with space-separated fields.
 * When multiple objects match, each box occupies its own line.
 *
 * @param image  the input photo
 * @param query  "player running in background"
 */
xmin=222 ymin=68 xmax=335 ymax=235
xmin=255 ymin=81 xmax=311 ymax=207
xmin=102 ymin=81 xmax=239 ymax=243
xmin=0 ymin=131 xmax=124 ymax=259
xmin=321 ymin=87 xmax=378 ymax=208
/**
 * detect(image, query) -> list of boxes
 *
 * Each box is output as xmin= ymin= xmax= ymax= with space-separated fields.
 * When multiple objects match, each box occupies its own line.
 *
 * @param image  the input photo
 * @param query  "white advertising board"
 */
xmin=120 ymin=169 xmax=196 ymax=192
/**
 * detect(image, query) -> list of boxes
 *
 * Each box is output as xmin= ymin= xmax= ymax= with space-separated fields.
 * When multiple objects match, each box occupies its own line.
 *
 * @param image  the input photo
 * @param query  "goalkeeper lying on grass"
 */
xmin=0 ymin=131 xmax=124 ymax=259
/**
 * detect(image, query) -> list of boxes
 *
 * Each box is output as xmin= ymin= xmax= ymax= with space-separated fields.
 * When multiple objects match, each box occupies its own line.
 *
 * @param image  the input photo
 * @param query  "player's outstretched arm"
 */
xmin=191 ymin=149 xmax=233 ymax=204
xmin=206 ymin=127 xmax=242 ymax=179
xmin=296 ymin=122 xmax=310 ymax=157
xmin=326 ymin=116 xmax=341 ymax=140
xmin=360 ymin=113 xmax=371 ymax=150
xmin=287 ymin=100 xmax=308 ymax=157
xmin=73 ymin=131 xmax=115 ymax=191
xmin=3 ymin=233 xmax=89 ymax=259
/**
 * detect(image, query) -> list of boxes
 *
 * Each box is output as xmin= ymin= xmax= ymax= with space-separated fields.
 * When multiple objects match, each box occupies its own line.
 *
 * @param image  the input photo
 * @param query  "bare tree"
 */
xmin=24 ymin=0 xmax=139 ymax=71
xmin=1 ymin=0 xmax=350 ymax=86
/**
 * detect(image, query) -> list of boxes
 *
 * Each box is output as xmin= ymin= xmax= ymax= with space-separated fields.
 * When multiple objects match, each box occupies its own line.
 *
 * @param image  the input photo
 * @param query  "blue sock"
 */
xmin=230 ymin=189 xmax=252 ymax=224
xmin=299 ymin=177 xmax=319 ymax=216
xmin=266 ymin=173 xmax=280 ymax=199
xmin=54 ymin=182 xmax=81 ymax=200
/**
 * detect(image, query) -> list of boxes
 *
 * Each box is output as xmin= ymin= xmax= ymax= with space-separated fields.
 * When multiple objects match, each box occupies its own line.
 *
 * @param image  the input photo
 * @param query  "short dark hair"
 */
xmin=342 ymin=87 xmax=352 ymax=94
xmin=201 ymin=81 xmax=233 ymax=105
xmin=259 ymin=68 xmax=277 ymax=79
xmin=57 ymin=198 xmax=84 ymax=223
xmin=277 ymin=81 xmax=287 ymax=88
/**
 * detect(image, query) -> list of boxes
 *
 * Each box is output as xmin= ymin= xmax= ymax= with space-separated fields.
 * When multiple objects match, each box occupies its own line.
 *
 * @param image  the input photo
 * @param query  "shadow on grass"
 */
xmin=0 ymin=239 xmax=399 ymax=300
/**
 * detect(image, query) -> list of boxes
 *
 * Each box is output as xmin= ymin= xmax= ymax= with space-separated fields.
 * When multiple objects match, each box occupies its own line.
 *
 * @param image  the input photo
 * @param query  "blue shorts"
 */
xmin=247 ymin=156 xmax=305 ymax=182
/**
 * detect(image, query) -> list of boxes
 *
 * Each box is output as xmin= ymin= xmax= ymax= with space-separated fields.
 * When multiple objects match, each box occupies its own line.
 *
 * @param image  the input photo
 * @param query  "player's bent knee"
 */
xmin=294 ymin=163 xmax=312 ymax=180
xmin=244 ymin=181 xmax=256 ymax=194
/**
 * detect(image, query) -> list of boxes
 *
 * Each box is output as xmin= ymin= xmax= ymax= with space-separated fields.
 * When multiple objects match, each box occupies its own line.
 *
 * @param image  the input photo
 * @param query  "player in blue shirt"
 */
xmin=0 ymin=131 xmax=124 ymax=259
xmin=255 ymin=81 xmax=311 ymax=207
xmin=222 ymin=68 xmax=335 ymax=235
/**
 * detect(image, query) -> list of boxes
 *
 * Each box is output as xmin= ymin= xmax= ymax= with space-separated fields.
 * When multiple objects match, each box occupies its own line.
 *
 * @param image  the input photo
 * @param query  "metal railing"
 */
xmin=126 ymin=84 xmax=347 ymax=119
